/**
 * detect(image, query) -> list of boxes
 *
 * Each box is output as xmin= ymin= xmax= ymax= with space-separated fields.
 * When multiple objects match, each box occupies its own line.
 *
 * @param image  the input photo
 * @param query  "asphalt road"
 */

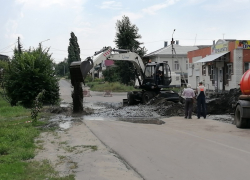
xmin=59 ymin=79 xmax=127 ymax=104
xmin=85 ymin=118 xmax=250 ymax=180
xmin=60 ymin=79 xmax=250 ymax=180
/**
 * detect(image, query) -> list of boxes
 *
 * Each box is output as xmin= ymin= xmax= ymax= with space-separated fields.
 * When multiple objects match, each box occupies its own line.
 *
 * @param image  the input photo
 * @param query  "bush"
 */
xmin=4 ymin=45 xmax=60 ymax=107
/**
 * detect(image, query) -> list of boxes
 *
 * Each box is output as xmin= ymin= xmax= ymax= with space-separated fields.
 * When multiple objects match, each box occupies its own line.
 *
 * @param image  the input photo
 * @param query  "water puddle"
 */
xmin=83 ymin=116 xmax=117 ymax=121
xmin=59 ymin=121 xmax=72 ymax=129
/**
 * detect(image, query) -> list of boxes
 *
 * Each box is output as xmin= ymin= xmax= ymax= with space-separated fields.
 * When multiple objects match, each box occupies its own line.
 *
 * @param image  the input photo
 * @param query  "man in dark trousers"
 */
xmin=182 ymin=84 xmax=195 ymax=119
xmin=196 ymin=82 xmax=206 ymax=119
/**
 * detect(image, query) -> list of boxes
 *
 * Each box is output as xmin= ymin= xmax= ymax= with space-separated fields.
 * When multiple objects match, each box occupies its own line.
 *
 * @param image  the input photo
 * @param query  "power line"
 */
xmin=0 ymin=51 xmax=13 ymax=53
xmin=143 ymin=38 xmax=217 ymax=44
xmin=0 ymin=41 xmax=17 ymax=52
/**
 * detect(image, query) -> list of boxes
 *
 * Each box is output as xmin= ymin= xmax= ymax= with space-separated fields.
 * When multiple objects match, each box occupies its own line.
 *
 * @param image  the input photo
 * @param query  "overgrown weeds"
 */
xmin=0 ymin=95 xmax=74 ymax=180
xmin=86 ymin=81 xmax=137 ymax=92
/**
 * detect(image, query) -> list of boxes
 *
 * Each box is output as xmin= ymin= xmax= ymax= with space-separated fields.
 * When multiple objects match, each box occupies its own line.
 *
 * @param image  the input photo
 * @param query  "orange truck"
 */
xmin=234 ymin=69 xmax=250 ymax=128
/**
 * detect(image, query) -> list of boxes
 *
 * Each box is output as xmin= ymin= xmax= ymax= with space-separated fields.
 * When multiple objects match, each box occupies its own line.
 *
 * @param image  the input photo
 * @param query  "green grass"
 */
xmin=86 ymin=81 xmax=137 ymax=92
xmin=0 ymin=95 xmax=74 ymax=180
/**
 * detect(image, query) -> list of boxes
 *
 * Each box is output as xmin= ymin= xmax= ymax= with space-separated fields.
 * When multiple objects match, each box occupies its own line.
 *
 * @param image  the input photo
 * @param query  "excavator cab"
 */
xmin=141 ymin=62 xmax=171 ymax=90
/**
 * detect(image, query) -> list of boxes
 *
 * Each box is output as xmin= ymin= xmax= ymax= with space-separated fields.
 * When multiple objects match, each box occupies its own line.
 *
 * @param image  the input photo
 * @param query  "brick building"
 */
xmin=188 ymin=39 xmax=250 ymax=91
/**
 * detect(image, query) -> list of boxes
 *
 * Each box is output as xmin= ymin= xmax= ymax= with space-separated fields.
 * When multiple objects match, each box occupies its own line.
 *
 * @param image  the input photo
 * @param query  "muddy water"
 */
xmin=47 ymin=100 xmax=234 ymax=131
xmin=47 ymin=101 xmax=165 ymax=130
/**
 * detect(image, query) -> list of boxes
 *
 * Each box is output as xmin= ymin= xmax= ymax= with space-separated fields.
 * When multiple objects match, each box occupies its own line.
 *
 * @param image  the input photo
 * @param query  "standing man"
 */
xmin=196 ymin=82 xmax=206 ymax=119
xmin=182 ymin=84 xmax=195 ymax=119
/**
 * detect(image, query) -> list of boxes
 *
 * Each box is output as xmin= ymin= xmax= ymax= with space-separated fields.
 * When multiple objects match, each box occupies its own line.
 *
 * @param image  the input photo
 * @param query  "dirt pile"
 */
xmin=149 ymin=96 xmax=185 ymax=116
xmin=205 ymin=88 xmax=241 ymax=114
xmin=148 ymin=88 xmax=241 ymax=116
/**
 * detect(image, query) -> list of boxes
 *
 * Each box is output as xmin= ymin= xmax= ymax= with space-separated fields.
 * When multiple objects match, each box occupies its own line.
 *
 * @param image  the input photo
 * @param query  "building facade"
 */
xmin=144 ymin=42 xmax=199 ymax=86
xmin=188 ymin=39 xmax=250 ymax=92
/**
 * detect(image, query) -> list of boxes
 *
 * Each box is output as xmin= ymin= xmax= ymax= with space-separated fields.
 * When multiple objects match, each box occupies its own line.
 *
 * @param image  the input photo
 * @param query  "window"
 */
xmin=208 ymin=65 xmax=215 ymax=85
xmin=144 ymin=65 xmax=155 ymax=78
xmin=174 ymin=61 xmax=180 ymax=70
xmin=176 ymin=76 xmax=180 ymax=81
xmin=186 ymin=60 xmax=188 ymax=70
xmin=225 ymin=63 xmax=233 ymax=80
xmin=202 ymin=65 xmax=206 ymax=76
xmin=244 ymin=62 xmax=250 ymax=73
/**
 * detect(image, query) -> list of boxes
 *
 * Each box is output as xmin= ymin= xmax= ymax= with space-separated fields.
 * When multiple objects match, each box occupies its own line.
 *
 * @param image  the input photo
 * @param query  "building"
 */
xmin=144 ymin=41 xmax=199 ymax=86
xmin=0 ymin=54 xmax=9 ymax=61
xmin=188 ymin=39 xmax=250 ymax=92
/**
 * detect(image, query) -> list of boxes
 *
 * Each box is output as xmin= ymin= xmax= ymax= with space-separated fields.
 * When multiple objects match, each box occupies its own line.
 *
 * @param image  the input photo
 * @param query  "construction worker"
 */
xmin=196 ymin=82 xmax=206 ymax=119
xmin=156 ymin=70 xmax=162 ymax=85
xmin=182 ymin=84 xmax=195 ymax=119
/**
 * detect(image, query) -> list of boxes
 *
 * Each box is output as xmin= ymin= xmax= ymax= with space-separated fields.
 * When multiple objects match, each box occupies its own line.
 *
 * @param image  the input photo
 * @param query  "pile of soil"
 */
xmin=149 ymin=97 xmax=185 ymax=117
xmin=149 ymin=88 xmax=241 ymax=116
xmin=205 ymin=88 xmax=241 ymax=114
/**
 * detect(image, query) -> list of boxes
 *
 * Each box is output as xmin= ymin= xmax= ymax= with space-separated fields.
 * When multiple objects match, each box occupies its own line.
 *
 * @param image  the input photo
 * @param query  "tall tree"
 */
xmin=67 ymin=32 xmax=81 ymax=68
xmin=114 ymin=16 xmax=147 ymax=85
xmin=67 ymin=32 xmax=83 ymax=113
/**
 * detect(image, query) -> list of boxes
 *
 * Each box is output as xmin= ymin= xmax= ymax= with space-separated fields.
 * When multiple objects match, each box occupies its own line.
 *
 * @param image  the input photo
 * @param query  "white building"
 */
xmin=144 ymin=41 xmax=199 ymax=87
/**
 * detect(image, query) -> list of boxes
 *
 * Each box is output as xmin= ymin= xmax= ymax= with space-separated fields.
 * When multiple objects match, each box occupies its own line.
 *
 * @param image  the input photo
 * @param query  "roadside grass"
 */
xmin=0 ymin=95 xmax=74 ymax=180
xmin=86 ymin=81 xmax=137 ymax=92
xmin=85 ymin=78 xmax=184 ymax=93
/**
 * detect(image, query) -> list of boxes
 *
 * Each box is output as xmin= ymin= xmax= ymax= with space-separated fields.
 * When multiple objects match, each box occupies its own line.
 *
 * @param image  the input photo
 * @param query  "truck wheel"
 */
xmin=142 ymin=91 xmax=153 ymax=104
xmin=127 ymin=92 xmax=135 ymax=105
xmin=235 ymin=105 xmax=247 ymax=128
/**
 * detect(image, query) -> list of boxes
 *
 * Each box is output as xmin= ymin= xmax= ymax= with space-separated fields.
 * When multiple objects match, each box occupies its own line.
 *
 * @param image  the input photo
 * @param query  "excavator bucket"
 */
xmin=70 ymin=61 xmax=83 ymax=84
xmin=80 ymin=57 xmax=94 ymax=79
xmin=70 ymin=57 xmax=94 ymax=85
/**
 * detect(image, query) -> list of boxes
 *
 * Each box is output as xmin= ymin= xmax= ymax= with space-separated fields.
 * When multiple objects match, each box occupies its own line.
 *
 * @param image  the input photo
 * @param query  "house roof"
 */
xmin=144 ymin=44 xmax=199 ymax=57
xmin=0 ymin=54 xmax=9 ymax=60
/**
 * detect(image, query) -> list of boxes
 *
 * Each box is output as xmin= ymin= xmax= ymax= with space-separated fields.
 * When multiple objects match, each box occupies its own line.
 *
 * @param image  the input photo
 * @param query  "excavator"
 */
xmin=70 ymin=46 xmax=180 ymax=105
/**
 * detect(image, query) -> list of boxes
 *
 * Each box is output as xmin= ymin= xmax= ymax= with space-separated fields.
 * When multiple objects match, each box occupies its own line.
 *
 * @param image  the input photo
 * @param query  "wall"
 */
xmin=152 ymin=56 xmax=188 ymax=77
xmin=225 ymin=49 xmax=243 ymax=90
xmin=188 ymin=46 xmax=211 ymax=63
xmin=243 ymin=49 xmax=250 ymax=62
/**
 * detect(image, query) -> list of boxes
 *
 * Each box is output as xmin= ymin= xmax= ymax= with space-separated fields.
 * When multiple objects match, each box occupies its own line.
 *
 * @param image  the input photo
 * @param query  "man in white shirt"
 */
xmin=182 ymin=84 xmax=195 ymax=119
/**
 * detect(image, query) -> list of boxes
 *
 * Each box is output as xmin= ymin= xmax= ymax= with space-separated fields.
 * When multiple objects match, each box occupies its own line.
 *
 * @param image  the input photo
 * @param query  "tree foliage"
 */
xmin=67 ymin=32 xmax=80 ymax=78
xmin=113 ymin=15 xmax=147 ymax=85
xmin=102 ymin=67 xmax=120 ymax=82
xmin=55 ymin=58 xmax=69 ymax=77
xmin=4 ymin=44 xmax=60 ymax=107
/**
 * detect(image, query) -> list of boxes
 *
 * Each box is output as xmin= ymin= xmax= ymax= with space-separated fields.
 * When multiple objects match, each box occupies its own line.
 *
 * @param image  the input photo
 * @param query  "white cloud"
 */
xmin=113 ymin=12 xmax=144 ymax=22
xmin=142 ymin=0 xmax=180 ymax=15
xmin=15 ymin=0 xmax=87 ymax=9
xmin=205 ymin=27 xmax=219 ymax=32
xmin=20 ymin=12 xmax=24 ymax=18
xmin=203 ymin=0 xmax=250 ymax=11
xmin=5 ymin=33 xmax=24 ymax=40
xmin=5 ymin=20 xmax=18 ymax=33
xmin=99 ymin=1 xmax=122 ymax=9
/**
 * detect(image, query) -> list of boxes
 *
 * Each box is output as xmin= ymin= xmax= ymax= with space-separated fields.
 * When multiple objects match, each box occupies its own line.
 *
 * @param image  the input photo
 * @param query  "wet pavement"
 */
xmin=52 ymin=79 xmax=235 ymax=130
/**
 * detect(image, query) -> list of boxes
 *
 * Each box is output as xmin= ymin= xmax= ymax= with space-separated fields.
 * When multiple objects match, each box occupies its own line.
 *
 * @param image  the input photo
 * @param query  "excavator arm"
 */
xmin=71 ymin=46 xmax=145 ymax=86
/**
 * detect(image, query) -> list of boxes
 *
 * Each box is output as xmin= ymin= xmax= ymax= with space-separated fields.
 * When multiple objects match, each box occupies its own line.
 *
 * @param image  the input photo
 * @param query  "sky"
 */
xmin=1 ymin=0 xmax=250 ymax=63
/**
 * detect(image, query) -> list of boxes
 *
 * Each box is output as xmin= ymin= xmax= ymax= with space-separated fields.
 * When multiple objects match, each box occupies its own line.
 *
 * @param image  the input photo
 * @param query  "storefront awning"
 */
xmin=194 ymin=51 xmax=229 ymax=63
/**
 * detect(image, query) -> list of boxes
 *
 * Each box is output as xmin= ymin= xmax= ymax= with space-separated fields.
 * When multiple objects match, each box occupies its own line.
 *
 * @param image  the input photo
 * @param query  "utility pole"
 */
xmin=171 ymin=29 xmax=187 ymax=86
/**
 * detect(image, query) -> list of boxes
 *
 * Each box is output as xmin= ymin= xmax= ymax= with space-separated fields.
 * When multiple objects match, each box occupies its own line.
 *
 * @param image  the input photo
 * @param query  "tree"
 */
xmin=67 ymin=32 xmax=81 ymax=78
xmin=113 ymin=15 xmax=147 ymax=85
xmin=4 ymin=44 xmax=60 ymax=107
xmin=67 ymin=32 xmax=83 ymax=113
xmin=55 ymin=58 xmax=69 ymax=77
xmin=102 ymin=67 xmax=120 ymax=83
